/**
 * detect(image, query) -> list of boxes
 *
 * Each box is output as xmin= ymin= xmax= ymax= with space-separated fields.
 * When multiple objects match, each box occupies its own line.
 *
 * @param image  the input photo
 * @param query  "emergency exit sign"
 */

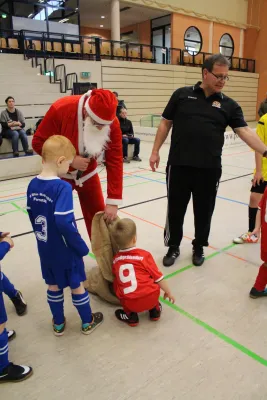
xmin=81 ymin=72 xmax=91 ymax=79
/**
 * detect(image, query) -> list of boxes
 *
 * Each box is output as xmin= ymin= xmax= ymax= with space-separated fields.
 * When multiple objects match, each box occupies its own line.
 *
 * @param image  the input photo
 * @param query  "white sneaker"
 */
xmin=233 ymin=232 xmax=259 ymax=244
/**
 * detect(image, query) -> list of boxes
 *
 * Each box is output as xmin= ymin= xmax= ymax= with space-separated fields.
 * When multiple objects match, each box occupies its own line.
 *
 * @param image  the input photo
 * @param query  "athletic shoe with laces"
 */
xmin=149 ymin=303 xmax=162 ymax=321
xmin=52 ymin=318 xmax=66 ymax=336
xmin=163 ymin=246 xmax=180 ymax=267
xmin=249 ymin=287 xmax=267 ymax=299
xmin=123 ymin=157 xmax=130 ymax=163
xmin=192 ymin=246 xmax=205 ymax=266
xmin=115 ymin=309 xmax=139 ymax=327
xmin=233 ymin=232 xmax=259 ymax=244
xmin=0 ymin=363 xmax=33 ymax=383
xmin=10 ymin=291 xmax=27 ymax=316
xmin=82 ymin=312 xmax=104 ymax=335
xmin=7 ymin=330 xmax=16 ymax=341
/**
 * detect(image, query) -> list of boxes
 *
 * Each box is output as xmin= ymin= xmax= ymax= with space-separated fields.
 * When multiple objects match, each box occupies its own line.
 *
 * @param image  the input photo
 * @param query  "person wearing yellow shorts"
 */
xmin=234 ymin=114 xmax=267 ymax=244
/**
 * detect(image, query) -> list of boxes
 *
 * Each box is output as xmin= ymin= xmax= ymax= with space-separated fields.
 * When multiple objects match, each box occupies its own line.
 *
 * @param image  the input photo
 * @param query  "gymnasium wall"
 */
xmin=125 ymin=0 xmax=248 ymax=26
xmin=101 ymin=60 xmax=258 ymax=125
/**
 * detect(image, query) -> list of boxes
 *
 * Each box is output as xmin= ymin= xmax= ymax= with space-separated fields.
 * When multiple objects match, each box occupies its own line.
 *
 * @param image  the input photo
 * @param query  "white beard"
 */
xmin=83 ymin=117 xmax=110 ymax=158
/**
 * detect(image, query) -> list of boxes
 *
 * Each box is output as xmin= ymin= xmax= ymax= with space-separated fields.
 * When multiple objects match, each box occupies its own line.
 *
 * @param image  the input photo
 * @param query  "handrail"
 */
xmin=55 ymin=64 xmax=66 ymax=93
xmin=66 ymin=73 xmax=78 ymax=93
xmin=0 ymin=28 xmax=256 ymax=72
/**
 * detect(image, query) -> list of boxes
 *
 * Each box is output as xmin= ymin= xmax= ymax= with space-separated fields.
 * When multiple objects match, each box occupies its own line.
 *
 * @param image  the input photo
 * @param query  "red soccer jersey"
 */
xmin=112 ymin=247 xmax=163 ymax=301
xmin=259 ymin=190 xmax=267 ymax=262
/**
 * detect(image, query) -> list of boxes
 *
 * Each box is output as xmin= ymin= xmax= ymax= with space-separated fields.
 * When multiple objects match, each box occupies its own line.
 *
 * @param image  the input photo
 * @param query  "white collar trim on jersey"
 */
xmin=37 ymin=175 xmax=60 ymax=180
xmin=119 ymin=247 xmax=137 ymax=252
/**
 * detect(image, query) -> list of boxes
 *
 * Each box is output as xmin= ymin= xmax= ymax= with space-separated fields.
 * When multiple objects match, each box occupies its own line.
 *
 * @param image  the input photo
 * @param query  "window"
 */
xmin=219 ymin=34 xmax=234 ymax=58
xmin=184 ymin=26 xmax=202 ymax=55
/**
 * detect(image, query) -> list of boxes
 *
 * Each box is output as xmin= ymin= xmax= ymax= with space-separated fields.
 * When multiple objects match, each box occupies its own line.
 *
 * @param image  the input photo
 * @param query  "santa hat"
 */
xmin=84 ymin=89 xmax=117 ymax=125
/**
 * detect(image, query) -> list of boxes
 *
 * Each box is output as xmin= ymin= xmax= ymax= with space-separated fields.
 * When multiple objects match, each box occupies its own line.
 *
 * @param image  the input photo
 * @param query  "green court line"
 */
xmin=88 ymin=245 xmax=267 ymax=367
xmin=10 ymin=201 xmax=28 ymax=214
xmin=0 ymin=209 xmax=21 ymax=216
xmin=164 ymin=243 xmax=236 ymax=280
xmin=160 ymin=297 xmax=267 ymax=368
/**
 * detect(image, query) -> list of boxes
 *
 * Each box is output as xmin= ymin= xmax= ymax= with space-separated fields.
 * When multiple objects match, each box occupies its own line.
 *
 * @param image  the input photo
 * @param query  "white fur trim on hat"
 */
xmin=85 ymin=94 xmax=114 ymax=125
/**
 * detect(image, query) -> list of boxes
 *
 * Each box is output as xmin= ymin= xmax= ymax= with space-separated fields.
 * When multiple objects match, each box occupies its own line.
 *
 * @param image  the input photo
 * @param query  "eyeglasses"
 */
xmin=209 ymin=71 xmax=229 ymax=81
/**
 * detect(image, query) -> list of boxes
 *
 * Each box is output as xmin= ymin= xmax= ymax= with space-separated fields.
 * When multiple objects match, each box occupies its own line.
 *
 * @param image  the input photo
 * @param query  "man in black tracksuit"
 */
xmin=118 ymin=108 xmax=141 ymax=163
xmin=149 ymin=54 xmax=267 ymax=267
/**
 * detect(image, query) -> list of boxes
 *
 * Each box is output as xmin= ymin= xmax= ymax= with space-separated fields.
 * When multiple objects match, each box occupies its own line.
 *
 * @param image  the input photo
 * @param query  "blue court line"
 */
xmin=217 ymin=195 xmax=248 ymax=206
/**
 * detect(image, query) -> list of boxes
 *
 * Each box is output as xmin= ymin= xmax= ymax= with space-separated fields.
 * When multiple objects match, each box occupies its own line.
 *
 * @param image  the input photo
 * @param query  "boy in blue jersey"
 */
xmin=27 ymin=135 xmax=103 ymax=336
xmin=0 ymin=233 xmax=33 ymax=383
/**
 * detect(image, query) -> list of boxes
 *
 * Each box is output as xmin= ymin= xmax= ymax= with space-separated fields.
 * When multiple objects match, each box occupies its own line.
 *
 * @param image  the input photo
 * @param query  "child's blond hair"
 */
xmin=42 ymin=135 xmax=76 ymax=162
xmin=112 ymin=218 xmax=136 ymax=249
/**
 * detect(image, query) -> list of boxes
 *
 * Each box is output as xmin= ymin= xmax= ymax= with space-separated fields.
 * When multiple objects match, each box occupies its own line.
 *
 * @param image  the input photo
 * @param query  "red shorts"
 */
xmin=121 ymin=287 xmax=160 ymax=313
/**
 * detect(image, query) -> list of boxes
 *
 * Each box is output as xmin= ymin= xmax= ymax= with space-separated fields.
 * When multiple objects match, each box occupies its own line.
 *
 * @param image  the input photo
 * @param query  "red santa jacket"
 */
xmin=32 ymin=94 xmax=123 ymax=205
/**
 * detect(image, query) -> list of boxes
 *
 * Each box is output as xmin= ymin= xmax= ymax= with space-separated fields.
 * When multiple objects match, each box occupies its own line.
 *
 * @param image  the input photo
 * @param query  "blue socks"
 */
xmin=47 ymin=290 xmax=64 ymax=325
xmin=1 ymin=273 xmax=17 ymax=299
xmin=72 ymin=292 xmax=92 ymax=325
xmin=0 ymin=329 xmax=9 ymax=373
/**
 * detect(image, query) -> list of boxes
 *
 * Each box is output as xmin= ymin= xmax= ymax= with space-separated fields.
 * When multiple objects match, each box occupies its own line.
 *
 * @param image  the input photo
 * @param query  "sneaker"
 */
xmin=163 ymin=246 xmax=180 ymax=267
xmin=123 ymin=157 xmax=130 ymax=163
xmin=249 ymin=287 xmax=267 ymax=299
xmin=7 ymin=330 xmax=16 ymax=342
xmin=52 ymin=318 xmax=66 ymax=336
xmin=115 ymin=309 xmax=139 ymax=327
xmin=192 ymin=246 xmax=205 ymax=266
xmin=149 ymin=303 xmax=162 ymax=321
xmin=82 ymin=312 xmax=104 ymax=335
xmin=13 ymin=152 xmax=19 ymax=158
xmin=25 ymin=149 xmax=33 ymax=156
xmin=133 ymin=155 xmax=142 ymax=162
xmin=0 ymin=363 xmax=33 ymax=383
xmin=10 ymin=291 xmax=27 ymax=316
xmin=233 ymin=232 xmax=259 ymax=244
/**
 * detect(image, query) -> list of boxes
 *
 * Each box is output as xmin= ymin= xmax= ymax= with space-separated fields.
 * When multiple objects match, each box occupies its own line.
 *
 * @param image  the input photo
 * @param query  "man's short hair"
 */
xmin=5 ymin=96 xmax=14 ymax=104
xmin=113 ymin=91 xmax=119 ymax=97
xmin=202 ymin=54 xmax=230 ymax=74
xmin=111 ymin=218 xmax=136 ymax=249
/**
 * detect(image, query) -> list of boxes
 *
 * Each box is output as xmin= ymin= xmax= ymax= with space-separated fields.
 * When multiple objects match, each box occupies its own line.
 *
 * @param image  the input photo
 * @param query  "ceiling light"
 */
xmin=101 ymin=16 xmax=105 ymax=19
xmin=100 ymin=25 xmax=103 ymax=27
xmin=59 ymin=18 xmax=69 ymax=23
xmin=28 ymin=13 xmax=33 ymax=17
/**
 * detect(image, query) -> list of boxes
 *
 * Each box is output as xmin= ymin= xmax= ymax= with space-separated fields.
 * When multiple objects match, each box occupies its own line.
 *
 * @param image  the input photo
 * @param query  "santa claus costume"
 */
xmin=32 ymin=89 xmax=123 ymax=238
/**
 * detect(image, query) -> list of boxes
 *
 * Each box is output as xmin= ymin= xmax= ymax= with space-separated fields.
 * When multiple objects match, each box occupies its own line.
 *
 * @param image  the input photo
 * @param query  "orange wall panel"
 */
xmin=80 ymin=26 xmax=111 ymax=40
xmin=171 ymin=13 xmax=210 ymax=52
xmin=213 ymin=24 xmax=240 ymax=57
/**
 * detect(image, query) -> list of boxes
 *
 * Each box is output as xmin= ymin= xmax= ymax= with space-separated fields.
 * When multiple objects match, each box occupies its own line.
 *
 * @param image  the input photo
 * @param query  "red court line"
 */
xmin=119 ymin=209 xmax=248 ymax=263
xmin=0 ymin=191 xmax=26 ymax=199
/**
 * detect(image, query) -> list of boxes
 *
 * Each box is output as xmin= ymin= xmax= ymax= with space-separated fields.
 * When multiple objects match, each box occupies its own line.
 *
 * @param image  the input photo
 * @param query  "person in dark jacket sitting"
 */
xmin=118 ymin=108 xmax=141 ymax=163
xmin=0 ymin=96 xmax=33 ymax=157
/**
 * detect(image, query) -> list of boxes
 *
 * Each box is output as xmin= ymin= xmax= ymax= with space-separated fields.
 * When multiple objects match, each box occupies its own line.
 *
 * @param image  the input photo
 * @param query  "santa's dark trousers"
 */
xmin=68 ymin=173 xmax=105 ymax=239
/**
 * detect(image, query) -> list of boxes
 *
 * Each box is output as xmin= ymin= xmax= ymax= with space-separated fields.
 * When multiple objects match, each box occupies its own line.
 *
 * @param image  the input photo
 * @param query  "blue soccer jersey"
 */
xmin=27 ymin=176 xmax=89 ymax=286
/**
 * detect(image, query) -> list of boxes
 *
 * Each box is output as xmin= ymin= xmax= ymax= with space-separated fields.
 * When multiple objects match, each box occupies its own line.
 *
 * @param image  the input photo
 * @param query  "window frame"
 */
xmin=219 ymin=33 xmax=234 ymax=58
xmin=184 ymin=26 xmax=203 ymax=56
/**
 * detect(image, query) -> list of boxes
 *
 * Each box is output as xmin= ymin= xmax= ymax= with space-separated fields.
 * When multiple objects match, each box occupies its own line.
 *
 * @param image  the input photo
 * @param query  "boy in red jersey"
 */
xmin=112 ymin=218 xmax=175 ymax=326
xmin=249 ymin=188 xmax=267 ymax=298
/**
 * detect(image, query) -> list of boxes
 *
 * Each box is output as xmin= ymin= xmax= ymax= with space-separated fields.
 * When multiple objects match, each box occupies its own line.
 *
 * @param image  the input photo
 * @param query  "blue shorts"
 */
xmin=42 ymin=261 xmax=86 ymax=290
xmin=0 ymin=291 xmax=7 ymax=324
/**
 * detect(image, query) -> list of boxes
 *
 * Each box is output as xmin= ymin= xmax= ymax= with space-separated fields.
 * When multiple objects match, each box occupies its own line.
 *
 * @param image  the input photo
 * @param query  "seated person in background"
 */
xmin=118 ymin=108 xmax=142 ymax=163
xmin=0 ymin=96 xmax=33 ymax=158
xmin=113 ymin=92 xmax=127 ymax=116
xmin=112 ymin=218 xmax=175 ymax=327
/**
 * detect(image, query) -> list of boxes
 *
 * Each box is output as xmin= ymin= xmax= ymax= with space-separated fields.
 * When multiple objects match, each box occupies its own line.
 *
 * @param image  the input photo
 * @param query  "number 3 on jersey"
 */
xmin=119 ymin=264 xmax=137 ymax=294
xmin=35 ymin=215 xmax=48 ymax=242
